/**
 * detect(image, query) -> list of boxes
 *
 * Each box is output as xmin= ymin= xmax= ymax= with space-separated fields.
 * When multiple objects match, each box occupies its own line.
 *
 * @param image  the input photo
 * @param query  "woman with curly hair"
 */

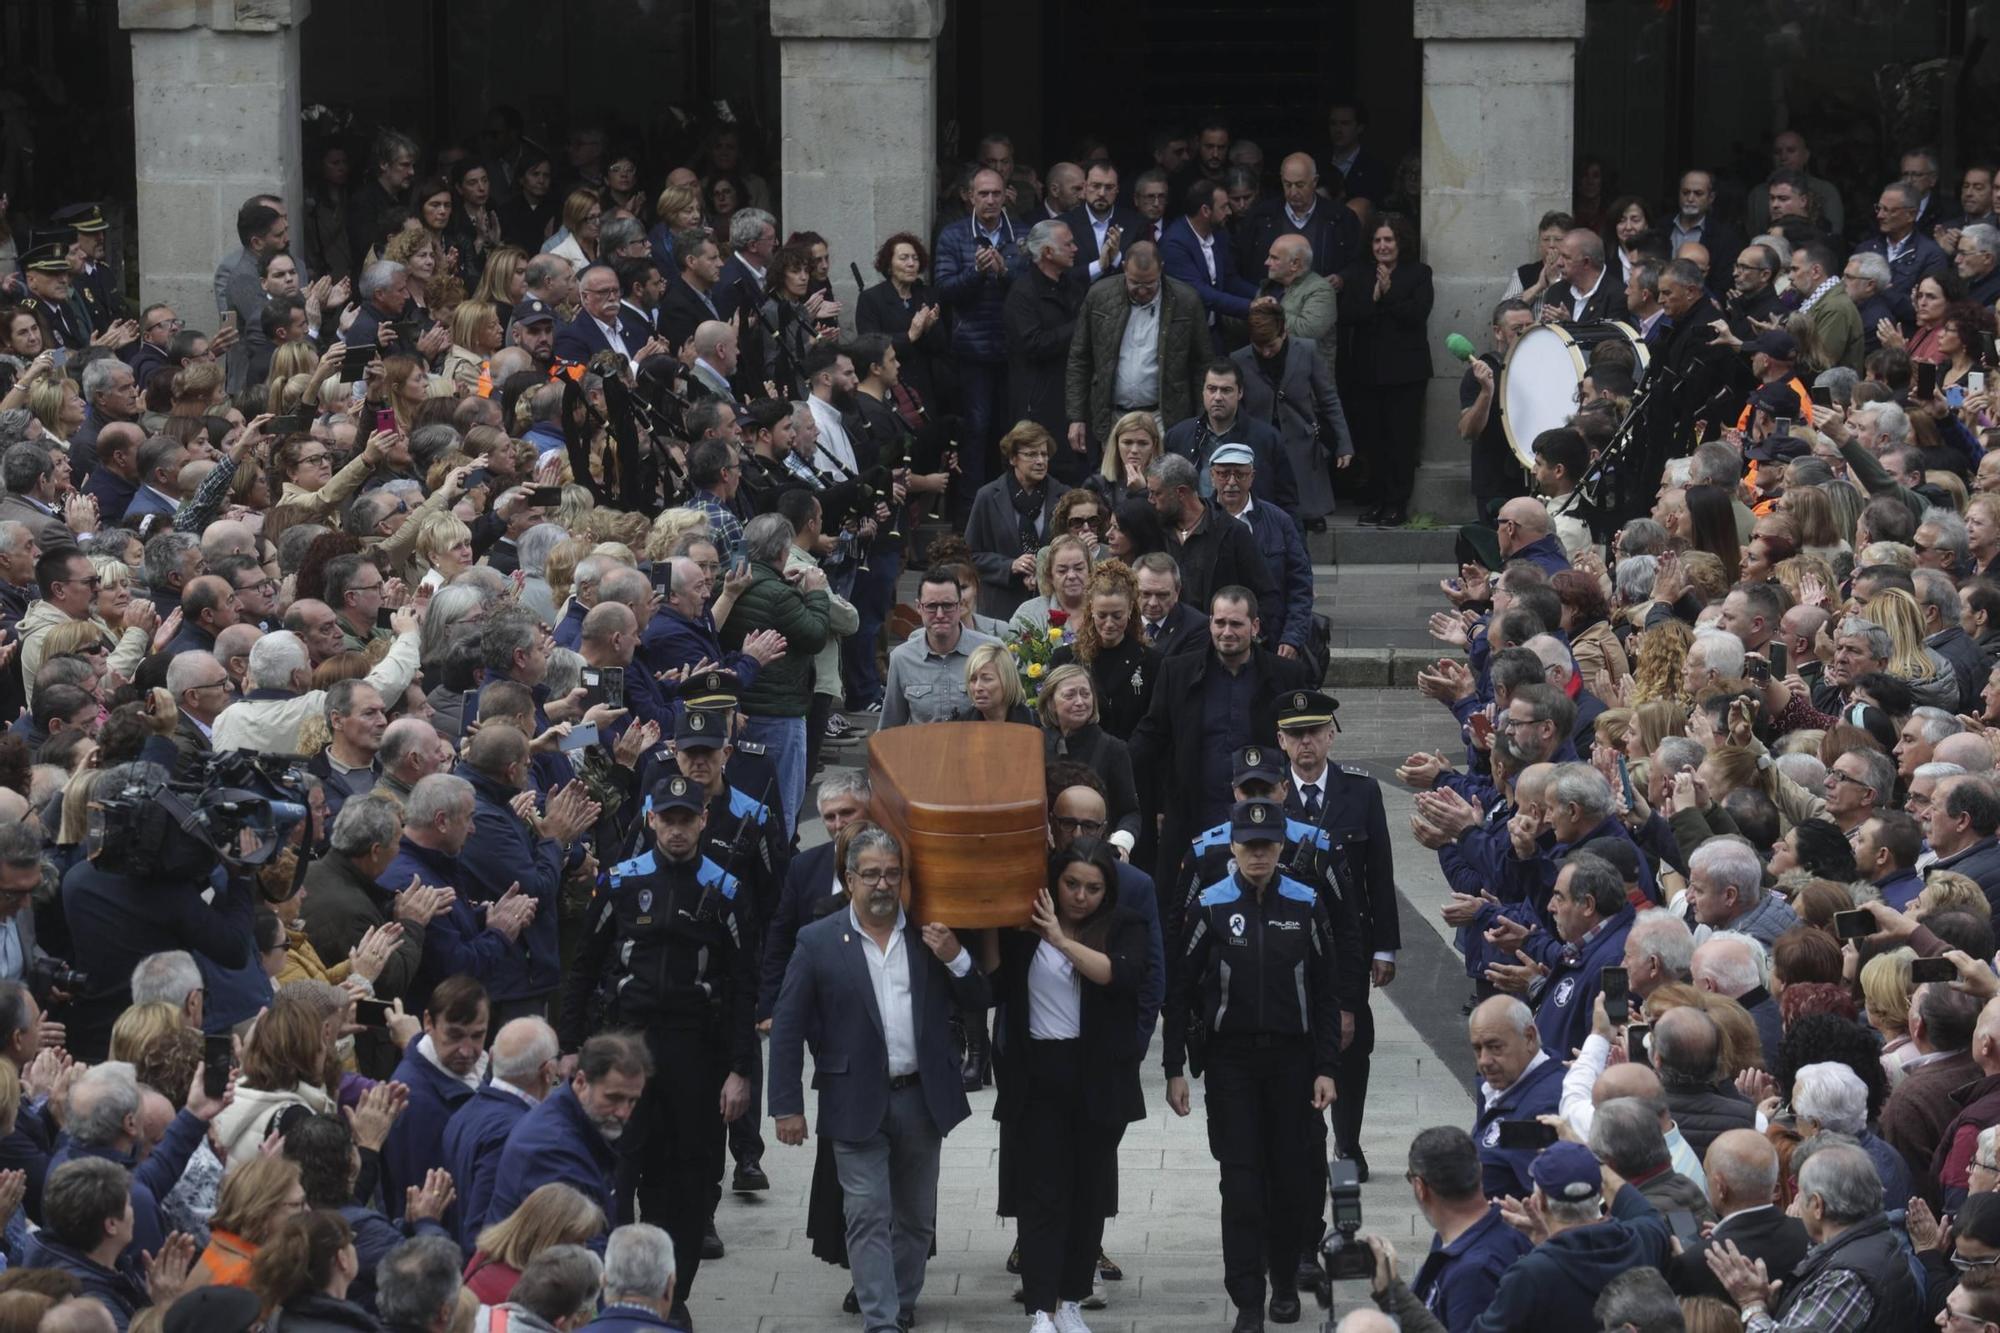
xmin=1050 ymin=489 xmax=1109 ymax=561
xmin=1864 ymin=588 xmax=1959 ymax=709
xmin=1629 ymin=619 xmax=1693 ymax=707
xmin=1051 ymin=560 xmax=1156 ymax=741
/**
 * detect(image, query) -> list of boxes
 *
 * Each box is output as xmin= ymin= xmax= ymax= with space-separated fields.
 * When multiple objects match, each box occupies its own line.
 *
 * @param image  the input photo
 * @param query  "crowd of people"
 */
xmin=1350 ymin=128 xmax=2000 ymax=1333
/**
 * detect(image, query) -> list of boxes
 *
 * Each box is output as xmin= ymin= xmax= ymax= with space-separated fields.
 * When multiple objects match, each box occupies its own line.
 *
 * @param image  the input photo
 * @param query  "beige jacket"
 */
xmin=211 ymin=629 xmax=420 ymax=753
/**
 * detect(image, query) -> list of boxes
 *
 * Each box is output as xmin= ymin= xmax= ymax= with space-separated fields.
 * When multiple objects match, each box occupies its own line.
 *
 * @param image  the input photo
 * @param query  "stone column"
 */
xmin=1412 ymin=0 xmax=1584 ymax=522
xmin=771 ymin=0 xmax=945 ymax=321
xmin=119 ymin=0 xmax=311 ymax=325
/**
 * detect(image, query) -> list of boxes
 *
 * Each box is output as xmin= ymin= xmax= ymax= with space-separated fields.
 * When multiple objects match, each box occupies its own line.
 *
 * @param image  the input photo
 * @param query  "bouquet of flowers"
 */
xmin=1004 ymin=607 xmax=1069 ymax=684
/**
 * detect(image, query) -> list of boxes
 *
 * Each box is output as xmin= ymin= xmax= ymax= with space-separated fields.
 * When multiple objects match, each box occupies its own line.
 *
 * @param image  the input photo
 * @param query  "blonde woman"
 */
xmin=413 ymin=512 xmax=476 ymax=590
xmin=26 ymin=376 xmax=84 ymax=448
xmin=1037 ymin=662 xmax=1139 ymax=853
xmin=191 ymin=1155 xmax=307 ymax=1289
xmin=1862 ymin=588 xmax=1957 ymax=708
xmin=1089 ymin=411 xmax=1160 ymax=510
xmin=40 ymin=618 xmax=115 ymax=694
xmin=265 ymin=340 xmax=320 ymax=399
xmin=547 ymin=188 xmax=604 ymax=270
xmin=1860 ymin=947 xmax=1919 ymax=1087
xmin=443 ymin=300 xmax=504 ymax=393
xmin=1052 ymin=559 xmax=1154 ymax=740
xmin=472 ymin=245 xmax=530 ymax=322
xmin=644 ymin=507 xmax=713 ymax=568
xmin=465 ymin=1183 xmax=606 ymax=1307
xmin=110 ymin=1001 xmax=185 ymax=1064
xmin=1970 ymin=493 xmax=2000 ymax=579
xmin=953 ymin=641 xmax=1034 ymax=724
xmin=379 ymin=353 xmax=432 ymax=434
xmin=1629 ymin=620 xmax=1693 ymax=707
xmin=383 ymin=227 xmax=444 ymax=320
xmin=652 ymin=183 xmax=705 ymax=268
xmin=168 ymin=362 xmax=226 ymax=418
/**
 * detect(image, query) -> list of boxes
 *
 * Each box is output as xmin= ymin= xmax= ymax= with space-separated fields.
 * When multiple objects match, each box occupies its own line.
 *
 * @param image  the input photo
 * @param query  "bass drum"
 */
xmin=1500 ymin=320 xmax=1650 ymax=469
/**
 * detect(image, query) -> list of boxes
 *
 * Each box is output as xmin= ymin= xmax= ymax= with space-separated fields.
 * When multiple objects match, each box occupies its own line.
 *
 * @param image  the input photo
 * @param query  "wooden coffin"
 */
xmin=867 ymin=721 xmax=1047 ymax=927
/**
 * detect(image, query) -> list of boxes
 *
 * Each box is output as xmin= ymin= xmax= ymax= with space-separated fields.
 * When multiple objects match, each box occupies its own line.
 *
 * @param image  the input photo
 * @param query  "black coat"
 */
xmin=1129 ymin=643 xmax=1314 ymax=889
xmin=1668 ymin=1204 xmax=1810 ymax=1302
xmin=1045 ymin=723 xmax=1140 ymax=844
xmin=1336 ymin=261 xmax=1435 ymax=386
xmin=659 ymin=277 xmax=723 ymax=354
xmin=855 ymin=279 xmax=950 ymax=409
xmin=990 ymin=908 xmax=1149 ymax=1128
xmin=1004 ymin=265 xmax=1085 ymax=442
xmin=1539 ymin=272 xmax=1629 ymax=325
xmin=1167 ymin=501 xmax=1280 ymax=632
xmin=1053 ymin=634 xmax=1158 ymax=741
xmin=1059 ymin=203 xmax=1146 ymax=278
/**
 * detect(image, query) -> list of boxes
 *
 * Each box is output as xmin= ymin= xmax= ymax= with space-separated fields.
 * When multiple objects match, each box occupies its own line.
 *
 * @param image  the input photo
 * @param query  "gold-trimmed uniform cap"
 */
xmin=1276 ymin=688 xmax=1339 ymax=730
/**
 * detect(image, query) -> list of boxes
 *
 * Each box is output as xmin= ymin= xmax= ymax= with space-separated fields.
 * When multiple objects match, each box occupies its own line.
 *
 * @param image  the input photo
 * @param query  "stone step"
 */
xmin=1308 ymin=518 xmax=1460 ymax=566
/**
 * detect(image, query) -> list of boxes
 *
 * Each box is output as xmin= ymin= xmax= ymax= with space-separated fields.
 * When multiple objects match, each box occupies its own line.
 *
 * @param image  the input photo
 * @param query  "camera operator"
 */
xmin=1349 ymin=1127 xmax=1527 ymax=1333
xmin=1362 ymin=1141 xmax=1668 ymax=1333
xmin=56 ymin=692 xmax=262 ymax=1061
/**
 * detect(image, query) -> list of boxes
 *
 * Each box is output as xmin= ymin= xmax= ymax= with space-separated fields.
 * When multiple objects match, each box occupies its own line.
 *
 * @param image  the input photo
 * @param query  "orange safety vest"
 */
xmin=1735 ymin=375 xmax=1815 ymax=432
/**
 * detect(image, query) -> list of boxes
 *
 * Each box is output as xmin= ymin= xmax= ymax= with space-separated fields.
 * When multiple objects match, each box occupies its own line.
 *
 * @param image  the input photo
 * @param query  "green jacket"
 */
xmin=719 ymin=560 xmax=831 ymax=717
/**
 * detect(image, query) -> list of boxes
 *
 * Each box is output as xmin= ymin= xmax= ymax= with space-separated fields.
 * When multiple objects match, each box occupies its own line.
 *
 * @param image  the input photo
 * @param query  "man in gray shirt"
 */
xmin=879 ymin=566 xmax=997 ymax=728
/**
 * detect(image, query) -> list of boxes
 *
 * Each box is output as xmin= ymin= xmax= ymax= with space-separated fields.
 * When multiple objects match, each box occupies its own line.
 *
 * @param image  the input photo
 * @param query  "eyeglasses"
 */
xmin=144 ymin=317 xmax=184 ymax=333
xmin=56 ymin=575 xmax=102 ymax=590
xmin=1975 ymin=1156 xmax=2000 ymax=1173
xmin=1827 ymin=768 xmax=1874 ymax=790
xmin=1500 ymin=714 xmax=1549 ymax=730
xmin=296 ymin=453 xmax=330 ymax=466
xmin=852 ymin=867 xmax=903 ymax=886
xmin=918 ymin=601 xmax=959 ymax=615
xmin=1068 ymin=515 xmax=1101 ymax=531
xmin=236 ymin=577 xmax=278 ymax=593
xmin=1053 ymin=816 xmax=1107 ymax=835
xmin=1952 ymin=1252 xmax=2000 ymax=1272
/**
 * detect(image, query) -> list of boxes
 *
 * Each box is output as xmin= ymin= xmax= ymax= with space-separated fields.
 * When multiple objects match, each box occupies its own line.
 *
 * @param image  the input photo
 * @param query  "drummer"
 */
xmin=1458 ymin=297 xmax=1536 ymax=523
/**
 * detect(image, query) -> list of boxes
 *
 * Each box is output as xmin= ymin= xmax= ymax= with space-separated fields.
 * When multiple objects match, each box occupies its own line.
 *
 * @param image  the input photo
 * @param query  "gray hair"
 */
xmin=130 ymin=950 xmax=202 ymax=1008
xmin=1835 ymin=616 xmax=1893 ymax=663
xmin=329 ymin=794 xmax=403 ymax=857
xmin=817 ymin=772 xmax=873 ymax=808
xmin=164 ymin=651 xmax=224 ymax=697
xmin=1022 ymin=219 xmax=1070 ymax=265
xmin=1870 ymin=402 xmax=1913 ymax=446
xmin=1846 ymin=251 xmax=1893 ymax=291
xmin=490 ymin=1019 xmax=560 ymax=1083
xmin=1914 ymin=561 xmax=1966 ymax=619
xmin=1591 ymin=1270 xmax=1683 ymax=1333
xmin=79 ymin=357 xmax=131 ymax=400
xmin=359 ymin=260 xmax=407 ymax=302
xmin=1475 ymin=995 xmax=1536 ymax=1037
xmin=1813 ymin=366 xmax=1860 ymax=406
xmin=603 ymin=1222 xmax=677 ymax=1299
xmin=481 ymin=605 xmax=540 ymax=676
xmin=509 ymin=1245 xmax=604 ymax=1325
xmin=1965 ymin=223 xmax=2000 ymax=259
xmin=407 ymin=773 xmax=474 ymax=829
xmin=1792 ymin=1061 xmax=1869 ymax=1135
xmin=742 ymin=513 xmax=794 ymax=566
xmin=599 ymin=216 xmax=646 ymax=257
xmin=1883 ymin=180 xmax=1922 ymax=212
xmin=421 ymin=583 xmax=487 ymax=668
xmin=141 ymin=531 xmax=199 ymax=591
xmin=844 ymin=825 xmax=902 ymax=873
xmin=1690 ymin=838 xmax=1766 ymax=907
xmin=1522 ymin=634 xmax=1572 ymax=680
xmin=727 ymin=208 xmax=776 ymax=251
xmin=1774 ymin=752 xmax=1828 ymax=791
xmin=1693 ymin=930 xmax=1769 ymax=994
xmin=545 ymin=646 xmax=584 ymax=699
xmin=1654 ymin=735 xmax=1708 ymax=777
xmin=1588 ymin=1096 xmax=1671 ymax=1175
xmin=517 ymin=522 xmax=569 ymax=579
xmin=379 ymin=716 xmax=437 ymax=771
xmin=1147 ymin=452 xmax=1199 ymax=493
xmin=1796 ymin=1142 xmax=1884 ymax=1223
xmin=1691 ymin=626 xmax=1746 ymax=680
xmin=0 ymin=521 xmax=30 ymax=560
xmin=1614 ymin=555 xmax=1658 ymax=605
xmin=1690 ymin=441 xmax=1742 ymax=489
xmin=376 ymin=1235 xmax=466 ymax=1327
xmin=66 ymin=1063 xmax=142 ymax=1147
xmin=1842 ymin=745 xmax=1898 ymax=805
xmin=1910 ymin=706 xmax=1965 ymax=747
xmin=1546 ymin=763 xmax=1613 ymax=822
xmin=1915 ymin=761 xmax=1970 ymax=785
xmin=1627 ymin=909 xmax=1695 ymax=977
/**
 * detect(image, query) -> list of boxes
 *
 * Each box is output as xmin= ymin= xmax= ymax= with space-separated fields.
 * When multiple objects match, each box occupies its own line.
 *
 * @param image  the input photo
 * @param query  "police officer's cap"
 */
xmin=673 ymin=707 xmax=728 ymax=750
xmin=1232 ymin=745 xmax=1284 ymax=788
xmin=50 ymin=203 xmax=108 ymax=234
xmin=1228 ymin=799 xmax=1287 ymax=844
xmin=1277 ymin=689 xmax=1339 ymax=731
xmin=1529 ymin=1141 xmax=1603 ymax=1202
xmin=675 ymin=668 xmax=742 ymax=708
xmin=18 ymin=243 xmax=66 ymax=275
xmin=649 ymin=773 xmax=706 ymax=814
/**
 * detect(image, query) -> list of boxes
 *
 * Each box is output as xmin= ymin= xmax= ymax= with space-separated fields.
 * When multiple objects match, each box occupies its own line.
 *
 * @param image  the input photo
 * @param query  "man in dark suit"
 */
xmin=1667 ymin=171 xmax=1746 ymax=284
xmin=715 ymin=208 xmax=777 ymax=322
xmin=1128 ymin=588 xmax=1313 ymax=891
xmin=755 ymin=774 xmax=872 ymax=1023
xmin=555 ymin=262 xmax=661 ymax=371
xmin=659 ymin=229 xmax=729 ymax=354
xmin=1162 ymin=179 xmax=1260 ymax=351
xmin=1539 ymin=229 xmax=1627 ymax=324
xmin=1667 ymin=1129 xmax=1809 ymax=1300
xmin=1323 ymin=100 xmax=1389 ymax=211
xmin=1062 ymin=161 xmax=1144 ymax=283
xmin=1242 ymin=153 xmax=1362 ymax=280
xmin=615 ymin=256 xmax=668 ymax=348
xmin=1857 ymin=181 xmax=1952 ymax=300
xmin=768 ymin=827 xmax=992 ymax=1333
xmin=1641 ymin=259 xmax=1732 ymax=503
xmin=1133 ymin=553 xmax=1208 ymax=657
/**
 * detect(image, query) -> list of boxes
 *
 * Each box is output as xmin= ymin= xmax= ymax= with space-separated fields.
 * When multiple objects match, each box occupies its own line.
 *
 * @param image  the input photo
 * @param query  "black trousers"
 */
xmin=620 ymin=1023 xmax=727 ymax=1301
xmin=1015 ymin=1037 xmax=1121 ymax=1312
xmin=727 ymin=1035 xmax=766 ymax=1168
xmin=1204 ymin=1035 xmax=1316 ymax=1312
xmin=1303 ymin=994 xmax=1376 ymax=1249
xmin=1349 ymin=380 xmax=1429 ymax=509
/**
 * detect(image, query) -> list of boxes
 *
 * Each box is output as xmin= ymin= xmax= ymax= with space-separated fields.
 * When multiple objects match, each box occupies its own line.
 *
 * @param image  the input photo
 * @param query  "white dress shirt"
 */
xmin=1085 ymin=208 xmax=1117 ymax=279
xmin=808 ymin=393 xmax=858 ymax=476
xmin=1026 ymin=940 xmax=1083 ymax=1039
xmin=593 ymin=314 xmax=636 ymax=375
xmin=850 ymin=905 xmax=972 ymax=1077
xmin=1569 ymin=268 xmax=1605 ymax=321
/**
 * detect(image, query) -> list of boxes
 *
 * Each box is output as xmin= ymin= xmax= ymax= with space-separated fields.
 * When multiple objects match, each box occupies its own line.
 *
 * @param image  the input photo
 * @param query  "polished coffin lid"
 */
xmin=867 ymin=722 xmax=1047 ymax=925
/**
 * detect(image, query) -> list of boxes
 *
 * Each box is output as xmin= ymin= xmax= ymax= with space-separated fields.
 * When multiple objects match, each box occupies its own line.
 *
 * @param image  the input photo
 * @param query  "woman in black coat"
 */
xmin=1051 ymin=564 xmax=1158 ymax=741
xmin=980 ymin=839 xmax=1148 ymax=1328
xmin=949 ymin=641 xmax=1041 ymax=725
xmin=1336 ymin=212 xmax=1434 ymax=528
xmin=964 ymin=423 xmax=1059 ymax=618
xmin=855 ymin=231 xmax=950 ymax=413
xmin=1037 ymin=664 xmax=1141 ymax=852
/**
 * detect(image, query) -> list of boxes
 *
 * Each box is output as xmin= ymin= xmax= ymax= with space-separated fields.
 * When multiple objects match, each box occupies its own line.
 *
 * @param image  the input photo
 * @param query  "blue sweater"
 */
xmin=487 ymin=1083 xmax=619 ymax=1246
xmin=381 ymin=838 xmax=522 ymax=1013
xmin=48 ymin=1109 xmax=207 ymax=1265
xmin=443 ymin=1083 xmax=533 ymax=1247
xmin=1473 ymin=1054 xmax=1565 ymax=1199
xmin=455 ymin=768 xmax=568 ymax=1002
xmin=379 ymin=1036 xmax=478 ymax=1225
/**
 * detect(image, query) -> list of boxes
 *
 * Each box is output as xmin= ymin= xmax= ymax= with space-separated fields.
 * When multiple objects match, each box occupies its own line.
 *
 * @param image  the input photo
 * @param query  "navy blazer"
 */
xmin=554 ymin=312 xmax=638 ymax=366
xmin=1060 ymin=203 xmax=1146 ymax=279
xmin=1160 ymin=216 xmax=1259 ymax=331
xmin=768 ymin=911 xmax=992 ymax=1142
xmin=713 ymin=257 xmax=765 ymax=321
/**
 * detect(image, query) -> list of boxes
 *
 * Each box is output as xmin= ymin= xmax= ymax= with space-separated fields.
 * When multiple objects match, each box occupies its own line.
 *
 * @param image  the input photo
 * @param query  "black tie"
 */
xmin=1302 ymin=784 xmax=1323 ymax=820
xmin=1145 ymin=621 xmax=1161 ymax=643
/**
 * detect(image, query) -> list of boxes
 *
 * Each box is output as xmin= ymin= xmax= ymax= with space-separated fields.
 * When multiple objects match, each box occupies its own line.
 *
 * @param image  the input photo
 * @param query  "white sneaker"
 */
xmin=1053 ymin=1301 xmax=1093 ymax=1333
xmin=1029 ymin=1313 xmax=1058 ymax=1333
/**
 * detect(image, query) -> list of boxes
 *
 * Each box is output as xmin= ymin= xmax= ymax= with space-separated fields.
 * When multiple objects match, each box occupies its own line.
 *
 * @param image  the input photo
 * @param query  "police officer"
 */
xmin=560 ymin=772 xmax=753 ymax=1326
xmin=1164 ymin=798 xmax=1340 ymax=1333
xmin=15 ymin=243 xmax=89 ymax=351
xmin=1275 ymin=689 xmax=1396 ymax=1184
xmin=50 ymin=204 xmax=126 ymax=334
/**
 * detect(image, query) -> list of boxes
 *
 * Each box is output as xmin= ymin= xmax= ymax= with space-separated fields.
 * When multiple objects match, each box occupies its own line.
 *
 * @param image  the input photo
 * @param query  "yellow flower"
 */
xmin=1047 ymin=626 xmax=1063 ymax=642
xmin=1026 ymin=662 xmax=1045 ymax=679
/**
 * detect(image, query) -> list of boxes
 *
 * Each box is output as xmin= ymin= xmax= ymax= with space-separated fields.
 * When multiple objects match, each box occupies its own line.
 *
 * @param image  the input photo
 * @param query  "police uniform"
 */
xmin=1276 ymin=689 xmax=1398 ymax=1182
xmin=560 ymin=773 xmax=754 ymax=1308
xmin=1163 ymin=799 xmax=1341 ymax=1322
xmin=50 ymin=205 xmax=125 ymax=334
xmin=15 ymin=244 xmax=89 ymax=351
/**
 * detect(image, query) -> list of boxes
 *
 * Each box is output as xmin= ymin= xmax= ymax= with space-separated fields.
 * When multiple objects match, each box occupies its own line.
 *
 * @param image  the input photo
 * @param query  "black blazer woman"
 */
xmin=1038 ymin=663 xmax=1141 ymax=852
xmin=983 ymin=840 xmax=1149 ymax=1323
xmin=1336 ymin=212 xmax=1434 ymax=526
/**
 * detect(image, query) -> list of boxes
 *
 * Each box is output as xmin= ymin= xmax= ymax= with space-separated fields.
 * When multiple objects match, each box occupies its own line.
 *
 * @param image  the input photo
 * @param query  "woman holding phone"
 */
xmin=980 ymin=839 xmax=1149 ymax=1333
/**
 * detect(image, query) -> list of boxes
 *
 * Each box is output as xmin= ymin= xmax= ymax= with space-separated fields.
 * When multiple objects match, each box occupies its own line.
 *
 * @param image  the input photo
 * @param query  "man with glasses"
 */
xmin=19 ymin=545 xmax=152 ymax=710
xmin=557 ymin=262 xmax=669 ymax=376
xmin=322 ymin=553 xmax=392 ymax=653
xmin=163 ymin=651 xmax=231 ymax=778
xmin=1860 ymin=180 xmax=1950 ymax=301
xmin=125 ymin=303 xmax=182 ymax=386
xmin=1725 ymin=244 xmax=1785 ymax=330
xmin=879 ymin=565 xmax=997 ymax=729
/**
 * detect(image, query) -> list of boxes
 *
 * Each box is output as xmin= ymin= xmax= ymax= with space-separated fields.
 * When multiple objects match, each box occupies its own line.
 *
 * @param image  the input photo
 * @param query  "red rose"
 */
xmin=1048 ymin=607 xmax=1069 ymax=626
